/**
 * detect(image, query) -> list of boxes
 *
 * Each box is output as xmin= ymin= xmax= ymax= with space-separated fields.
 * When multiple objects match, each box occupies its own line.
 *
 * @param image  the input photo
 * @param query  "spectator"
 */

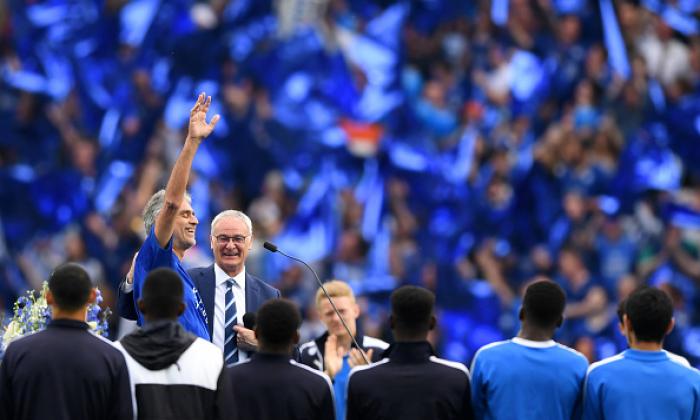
xmin=556 ymin=247 xmax=608 ymax=345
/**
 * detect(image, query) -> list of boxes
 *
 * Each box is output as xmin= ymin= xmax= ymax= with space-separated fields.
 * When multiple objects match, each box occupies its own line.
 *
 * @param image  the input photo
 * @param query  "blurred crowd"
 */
xmin=2 ymin=0 xmax=700 ymax=366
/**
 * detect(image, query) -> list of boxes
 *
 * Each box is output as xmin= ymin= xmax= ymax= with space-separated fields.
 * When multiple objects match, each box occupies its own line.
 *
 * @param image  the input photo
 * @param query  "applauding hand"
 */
xmin=324 ymin=335 xmax=345 ymax=380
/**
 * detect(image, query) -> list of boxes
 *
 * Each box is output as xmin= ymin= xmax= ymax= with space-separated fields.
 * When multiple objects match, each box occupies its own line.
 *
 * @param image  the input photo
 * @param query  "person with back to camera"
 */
xmin=583 ymin=287 xmax=700 ymax=420
xmin=471 ymin=278 xmax=589 ymax=419
xmin=0 ymin=263 xmax=133 ymax=420
xmin=226 ymin=298 xmax=335 ymax=420
xmin=346 ymin=285 xmax=473 ymax=420
xmin=115 ymin=267 xmax=227 ymax=420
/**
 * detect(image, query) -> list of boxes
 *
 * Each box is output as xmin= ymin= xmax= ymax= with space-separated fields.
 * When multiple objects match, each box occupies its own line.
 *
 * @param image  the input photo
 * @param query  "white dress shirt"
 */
xmin=213 ymin=264 xmax=248 ymax=362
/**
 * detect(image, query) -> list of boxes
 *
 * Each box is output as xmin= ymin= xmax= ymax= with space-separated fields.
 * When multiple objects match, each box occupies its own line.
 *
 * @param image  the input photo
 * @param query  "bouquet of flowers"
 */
xmin=2 ymin=282 xmax=111 ymax=351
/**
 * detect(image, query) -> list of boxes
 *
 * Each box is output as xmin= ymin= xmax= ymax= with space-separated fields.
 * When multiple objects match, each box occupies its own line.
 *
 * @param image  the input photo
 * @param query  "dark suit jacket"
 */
xmin=118 ymin=265 xmax=280 ymax=340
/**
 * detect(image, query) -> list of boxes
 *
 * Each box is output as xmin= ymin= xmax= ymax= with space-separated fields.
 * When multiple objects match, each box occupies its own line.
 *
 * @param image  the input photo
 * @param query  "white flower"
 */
xmin=2 ymin=321 xmax=23 ymax=347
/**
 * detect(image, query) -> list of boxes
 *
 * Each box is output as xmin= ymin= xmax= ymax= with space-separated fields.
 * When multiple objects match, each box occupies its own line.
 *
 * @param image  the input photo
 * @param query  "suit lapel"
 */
xmin=245 ymin=273 xmax=260 ymax=314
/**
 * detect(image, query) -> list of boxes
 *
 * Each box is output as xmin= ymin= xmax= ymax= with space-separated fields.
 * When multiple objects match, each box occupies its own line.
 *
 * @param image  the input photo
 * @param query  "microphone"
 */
xmin=242 ymin=312 xmax=256 ymax=330
xmin=263 ymin=241 xmax=370 ymax=364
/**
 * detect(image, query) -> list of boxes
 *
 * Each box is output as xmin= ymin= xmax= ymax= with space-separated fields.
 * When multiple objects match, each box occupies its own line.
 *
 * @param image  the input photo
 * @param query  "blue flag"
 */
xmin=491 ymin=0 xmax=509 ymax=26
xmin=599 ymin=0 xmax=630 ymax=79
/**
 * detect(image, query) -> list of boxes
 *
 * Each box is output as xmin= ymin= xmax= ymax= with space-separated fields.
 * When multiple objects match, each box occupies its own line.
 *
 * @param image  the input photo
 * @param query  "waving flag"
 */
xmin=599 ymin=0 xmax=630 ymax=79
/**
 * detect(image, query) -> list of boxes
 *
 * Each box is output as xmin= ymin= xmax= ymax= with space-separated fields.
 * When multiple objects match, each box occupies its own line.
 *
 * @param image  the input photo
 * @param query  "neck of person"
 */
xmin=51 ymin=306 xmax=89 ymax=323
xmin=144 ymin=315 xmax=179 ymax=324
xmin=174 ymin=247 xmax=186 ymax=261
xmin=259 ymin=343 xmax=294 ymax=357
xmin=517 ymin=323 xmax=555 ymax=342
xmin=628 ymin=335 xmax=664 ymax=351
xmin=393 ymin=331 xmax=428 ymax=343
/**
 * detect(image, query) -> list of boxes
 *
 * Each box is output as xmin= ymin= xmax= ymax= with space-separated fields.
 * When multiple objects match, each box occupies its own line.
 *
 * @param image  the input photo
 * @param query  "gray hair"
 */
xmin=210 ymin=210 xmax=253 ymax=236
xmin=143 ymin=189 xmax=192 ymax=233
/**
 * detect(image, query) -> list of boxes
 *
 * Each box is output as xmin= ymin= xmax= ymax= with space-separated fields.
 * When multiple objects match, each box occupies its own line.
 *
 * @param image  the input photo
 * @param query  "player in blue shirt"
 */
xmin=584 ymin=287 xmax=700 ymax=420
xmin=471 ymin=278 xmax=589 ymax=420
xmin=132 ymin=93 xmax=220 ymax=340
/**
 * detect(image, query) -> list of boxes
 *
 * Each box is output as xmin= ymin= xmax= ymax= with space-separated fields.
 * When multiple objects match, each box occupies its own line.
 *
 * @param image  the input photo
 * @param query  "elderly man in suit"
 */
xmin=119 ymin=209 xmax=280 ymax=365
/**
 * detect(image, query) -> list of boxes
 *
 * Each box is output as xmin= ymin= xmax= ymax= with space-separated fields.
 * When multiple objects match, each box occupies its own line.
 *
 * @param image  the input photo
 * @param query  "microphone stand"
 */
xmin=264 ymin=242 xmax=370 ymax=365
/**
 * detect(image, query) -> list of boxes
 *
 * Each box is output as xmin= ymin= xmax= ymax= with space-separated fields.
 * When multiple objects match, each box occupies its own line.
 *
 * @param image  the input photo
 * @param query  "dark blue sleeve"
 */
xmin=0 ymin=348 xmax=14 ymax=420
xmin=117 ymin=281 xmax=137 ymax=320
xmin=462 ymin=376 xmax=474 ymax=420
xmin=108 ymin=353 xmax=134 ymax=420
xmin=345 ymin=374 xmax=360 ymax=420
xmin=321 ymin=378 xmax=336 ymax=420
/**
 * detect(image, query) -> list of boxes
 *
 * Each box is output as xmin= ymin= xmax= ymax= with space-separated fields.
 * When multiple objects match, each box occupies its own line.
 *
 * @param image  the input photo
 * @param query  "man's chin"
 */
xmin=178 ymin=238 xmax=196 ymax=250
xmin=219 ymin=261 xmax=242 ymax=275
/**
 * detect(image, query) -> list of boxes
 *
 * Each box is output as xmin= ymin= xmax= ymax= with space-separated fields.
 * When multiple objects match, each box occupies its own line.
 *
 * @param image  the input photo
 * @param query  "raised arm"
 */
xmin=154 ymin=93 xmax=219 ymax=247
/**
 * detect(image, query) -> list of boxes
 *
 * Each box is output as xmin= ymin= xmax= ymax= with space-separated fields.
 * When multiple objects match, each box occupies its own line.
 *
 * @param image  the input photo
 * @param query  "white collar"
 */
xmin=511 ymin=337 xmax=557 ymax=348
xmin=214 ymin=263 xmax=246 ymax=289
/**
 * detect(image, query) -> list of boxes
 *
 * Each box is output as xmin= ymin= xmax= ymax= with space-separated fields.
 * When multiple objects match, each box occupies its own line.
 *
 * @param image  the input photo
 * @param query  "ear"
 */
xmin=46 ymin=290 xmax=54 ymax=305
xmin=429 ymin=315 xmax=436 ymax=331
xmin=210 ymin=235 xmax=216 ymax=251
xmin=555 ymin=315 xmax=563 ymax=328
xmin=666 ymin=317 xmax=675 ymax=336
xmin=292 ymin=331 xmax=300 ymax=345
xmin=137 ymin=299 xmax=147 ymax=315
xmin=254 ymin=327 xmax=259 ymax=340
xmin=518 ymin=307 xmax=524 ymax=322
xmin=177 ymin=302 xmax=185 ymax=317
xmin=352 ymin=302 xmax=361 ymax=319
xmin=249 ymin=234 xmax=254 ymax=250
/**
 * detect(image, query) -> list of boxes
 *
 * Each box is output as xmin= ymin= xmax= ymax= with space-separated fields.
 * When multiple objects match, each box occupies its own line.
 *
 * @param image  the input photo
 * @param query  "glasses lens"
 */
xmin=217 ymin=235 xmax=246 ymax=244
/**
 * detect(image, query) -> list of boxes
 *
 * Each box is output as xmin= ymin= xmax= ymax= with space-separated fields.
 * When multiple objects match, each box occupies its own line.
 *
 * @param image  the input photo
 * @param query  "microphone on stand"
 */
xmin=263 ymin=241 xmax=370 ymax=365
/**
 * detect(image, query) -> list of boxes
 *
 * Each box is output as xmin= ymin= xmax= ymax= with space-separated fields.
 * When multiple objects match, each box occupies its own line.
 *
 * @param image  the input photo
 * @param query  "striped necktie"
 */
xmin=224 ymin=278 xmax=239 ymax=365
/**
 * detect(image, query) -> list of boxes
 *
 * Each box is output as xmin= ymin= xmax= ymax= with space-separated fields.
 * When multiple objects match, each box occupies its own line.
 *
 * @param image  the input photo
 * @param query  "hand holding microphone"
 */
xmin=233 ymin=312 xmax=258 ymax=352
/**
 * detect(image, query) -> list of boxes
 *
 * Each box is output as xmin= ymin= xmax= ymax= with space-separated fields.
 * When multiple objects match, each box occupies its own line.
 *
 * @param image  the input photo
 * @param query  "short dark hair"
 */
xmin=255 ymin=299 xmax=301 ymax=351
xmin=625 ymin=287 xmax=673 ymax=343
xmin=616 ymin=298 xmax=627 ymax=324
xmin=48 ymin=263 xmax=93 ymax=311
xmin=522 ymin=280 xmax=566 ymax=328
xmin=141 ymin=268 xmax=184 ymax=319
xmin=391 ymin=286 xmax=435 ymax=336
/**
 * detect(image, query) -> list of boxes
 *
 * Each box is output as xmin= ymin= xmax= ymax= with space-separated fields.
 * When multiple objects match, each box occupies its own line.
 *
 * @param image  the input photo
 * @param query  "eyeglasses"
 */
xmin=214 ymin=235 xmax=250 ymax=245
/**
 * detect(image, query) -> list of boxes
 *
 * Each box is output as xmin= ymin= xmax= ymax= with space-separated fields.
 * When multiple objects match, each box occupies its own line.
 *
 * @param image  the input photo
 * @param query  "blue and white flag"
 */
xmin=599 ymin=0 xmax=630 ymax=79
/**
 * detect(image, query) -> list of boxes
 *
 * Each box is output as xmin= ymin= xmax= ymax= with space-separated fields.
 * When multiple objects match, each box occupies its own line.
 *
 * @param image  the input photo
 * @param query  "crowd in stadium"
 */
xmin=2 ymin=0 xmax=700 ymax=371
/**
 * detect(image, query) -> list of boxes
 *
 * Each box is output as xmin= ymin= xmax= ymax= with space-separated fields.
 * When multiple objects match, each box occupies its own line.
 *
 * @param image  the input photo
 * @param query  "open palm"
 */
xmin=188 ymin=93 xmax=220 ymax=141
